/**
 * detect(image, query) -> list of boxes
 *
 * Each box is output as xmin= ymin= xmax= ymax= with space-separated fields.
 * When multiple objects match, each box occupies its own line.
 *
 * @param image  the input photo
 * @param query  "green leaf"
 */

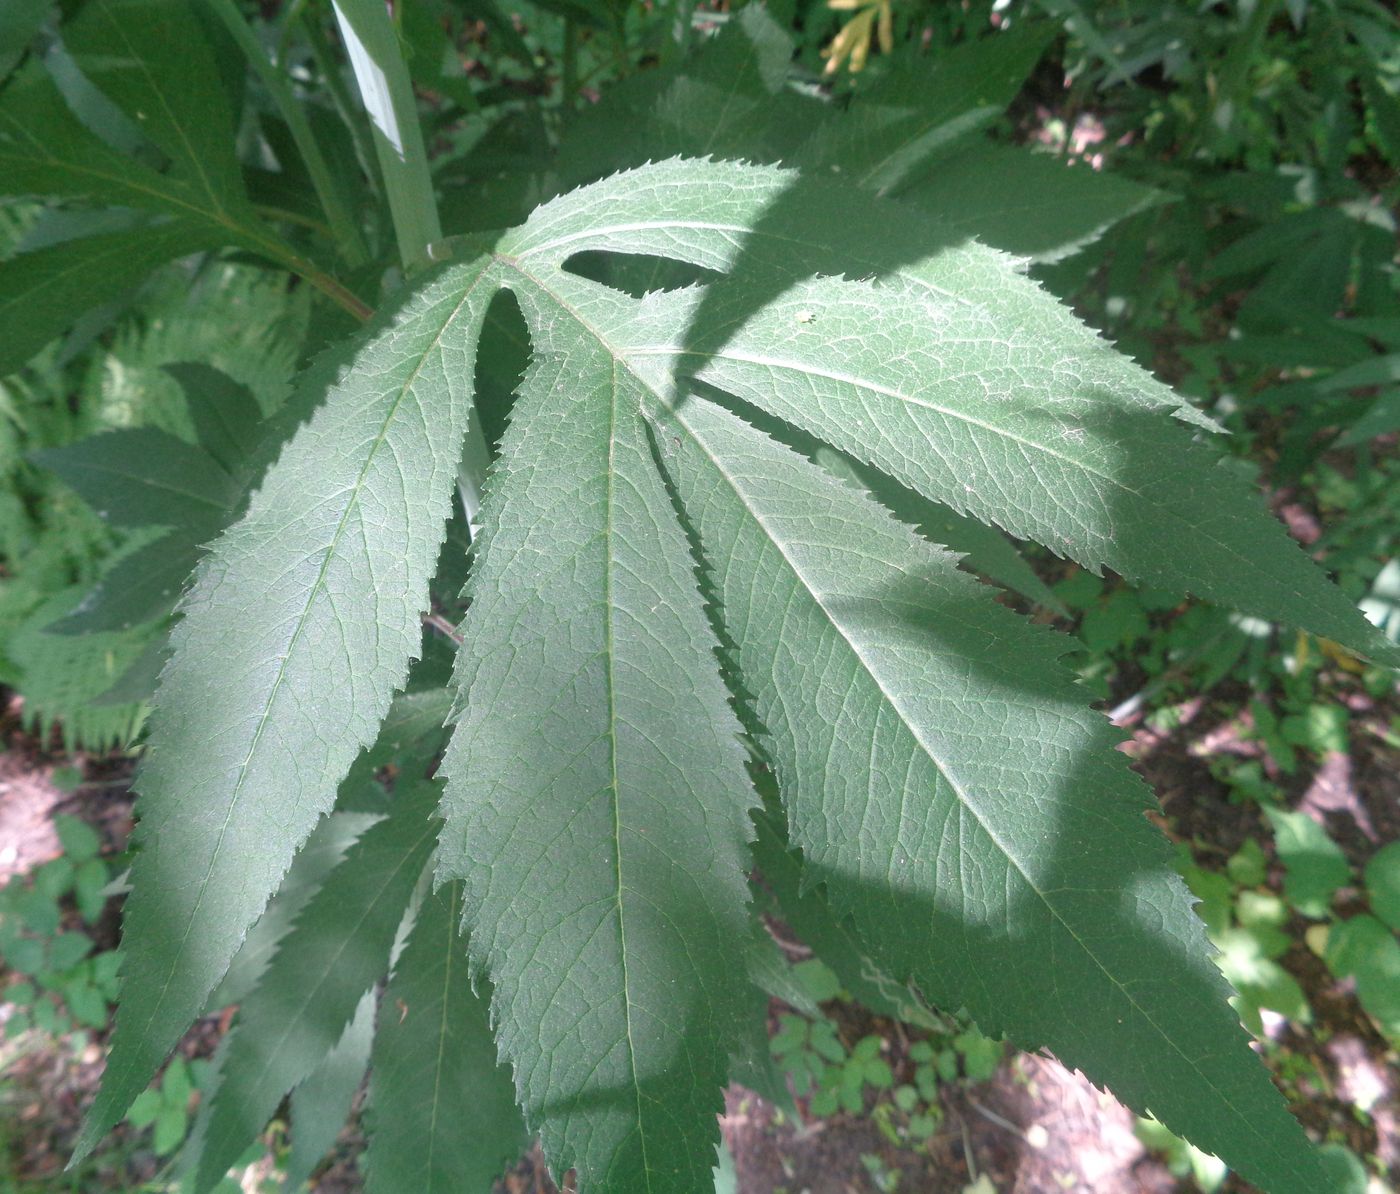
xmin=331 ymin=0 xmax=442 ymax=269
xmin=210 ymin=812 xmax=379 ymax=1011
xmin=126 ymin=1088 xmax=163 ymax=1129
xmin=0 ymin=54 xmax=344 ymax=318
xmin=54 ymin=814 xmax=101 ymax=863
xmin=94 ymin=148 xmax=1388 ymax=1193
xmin=509 ymin=158 xmax=1398 ymax=665
xmin=6 ymin=982 xmax=37 ymax=1005
xmin=1213 ymin=927 xmax=1310 ymax=1030
xmin=16 ymin=888 xmax=61 ymax=936
xmin=163 ymin=363 xmax=265 ymax=476
xmin=438 ymin=241 xmax=760 ymax=1189
xmin=153 ymin=1104 xmax=188 ymax=1156
xmin=61 ymin=0 xmax=249 ymax=214
xmin=1266 ymin=809 xmax=1351 ymax=919
xmin=68 ymin=979 xmax=111 ymax=1029
xmin=650 ymin=389 xmax=1324 ymax=1193
xmin=49 ymin=932 xmax=93 ymax=971
xmin=812 ymin=447 xmax=1063 ymax=612
xmin=0 ymin=221 xmax=213 ymax=378
xmin=74 ymin=860 xmax=112 ymax=923
xmin=742 ymin=921 xmax=823 ymax=1017
xmin=896 ymin=143 xmax=1168 ymax=263
xmin=189 ymin=781 xmax=439 ymax=1193
xmin=47 ymin=532 xmax=207 ymax=636
xmin=163 ymin=1056 xmax=193 ymax=1107
xmin=284 ymin=991 xmax=374 ymax=1193
xmin=1325 ymin=915 xmax=1400 ymax=1038
xmin=0 ymin=63 xmax=248 ymax=247
xmin=1365 ymin=841 xmax=1400 ymax=932
xmin=1226 ymin=839 xmax=1268 ymax=889
xmin=751 ymin=812 xmax=944 ymax=1032
xmin=0 ymin=62 xmax=162 ymax=204
xmin=74 ymin=264 xmax=492 ymax=1161
xmin=6 ymin=938 xmax=46 ymax=977
xmin=32 ymin=428 xmax=238 ymax=529
xmin=0 ymin=0 xmax=48 ymax=83
xmin=363 ymin=883 xmax=525 ymax=1194
xmin=798 ymin=22 xmax=1056 ymax=193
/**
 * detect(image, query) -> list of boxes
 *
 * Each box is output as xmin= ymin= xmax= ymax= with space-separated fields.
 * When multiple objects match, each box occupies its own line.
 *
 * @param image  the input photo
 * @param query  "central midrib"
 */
xmin=664 ymin=396 xmax=1273 ymax=1150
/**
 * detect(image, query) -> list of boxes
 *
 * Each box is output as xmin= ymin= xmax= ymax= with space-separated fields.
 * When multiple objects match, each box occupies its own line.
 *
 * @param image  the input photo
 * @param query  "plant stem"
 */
xmin=281 ymin=250 xmax=374 ymax=321
xmin=206 ymin=0 xmax=368 ymax=266
xmin=663 ymin=0 xmax=696 ymax=63
xmin=329 ymin=0 xmax=488 ymax=524
xmin=252 ymin=203 xmax=334 ymax=238
xmin=301 ymin=5 xmax=382 ymax=193
xmin=330 ymin=0 xmax=443 ymax=272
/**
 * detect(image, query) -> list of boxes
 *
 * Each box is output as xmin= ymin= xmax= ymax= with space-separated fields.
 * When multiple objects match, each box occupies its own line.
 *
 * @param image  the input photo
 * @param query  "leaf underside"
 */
xmin=90 ymin=154 xmax=1386 ymax=1193
xmin=436 ymin=266 xmax=759 ymax=1188
xmin=364 ymin=883 xmax=525 ymax=1194
xmin=189 ymin=781 xmax=440 ymax=1192
xmin=74 ymin=263 xmax=491 ymax=1158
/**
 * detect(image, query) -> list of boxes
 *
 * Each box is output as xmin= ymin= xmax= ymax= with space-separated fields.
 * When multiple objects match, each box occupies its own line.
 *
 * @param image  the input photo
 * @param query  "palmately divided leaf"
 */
xmin=506 ymin=157 xmax=1398 ymax=665
xmin=648 ymin=389 xmax=1325 ymax=1194
xmin=437 ymin=260 xmax=759 ymax=1191
xmin=92 ymin=149 xmax=1385 ymax=1193
xmin=75 ymin=262 xmax=492 ymax=1159
xmin=363 ymin=883 xmax=524 ymax=1194
xmin=188 ymin=780 xmax=440 ymax=1193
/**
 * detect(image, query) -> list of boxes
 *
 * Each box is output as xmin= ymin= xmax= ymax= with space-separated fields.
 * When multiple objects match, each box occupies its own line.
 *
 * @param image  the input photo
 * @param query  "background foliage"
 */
xmin=0 ymin=0 xmax=1397 ymax=1191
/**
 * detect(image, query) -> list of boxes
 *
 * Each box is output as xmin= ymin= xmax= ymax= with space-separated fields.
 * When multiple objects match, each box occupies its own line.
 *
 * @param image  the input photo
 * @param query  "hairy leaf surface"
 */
xmin=651 ymin=389 xmax=1324 ymax=1193
xmin=513 ymin=158 xmax=1397 ymax=664
xmin=75 ymin=264 xmax=491 ymax=1157
xmin=87 ymin=151 xmax=1389 ymax=1194
xmin=438 ymin=155 xmax=1370 ymax=1188
xmin=438 ymin=260 xmax=759 ymax=1190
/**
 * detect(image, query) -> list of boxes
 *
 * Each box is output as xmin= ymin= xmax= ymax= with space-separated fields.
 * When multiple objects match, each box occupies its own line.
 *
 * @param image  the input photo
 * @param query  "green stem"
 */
xmin=328 ymin=0 xmax=487 ymax=524
xmin=253 ymin=203 xmax=334 ymax=238
xmin=301 ymin=6 xmax=381 ymax=193
xmin=206 ymin=0 xmax=368 ymax=266
xmin=330 ymin=0 xmax=443 ymax=272
xmin=662 ymin=0 xmax=696 ymax=63
xmin=280 ymin=249 xmax=374 ymax=321
xmin=274 ymin=0 xmax=312 ymax=63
